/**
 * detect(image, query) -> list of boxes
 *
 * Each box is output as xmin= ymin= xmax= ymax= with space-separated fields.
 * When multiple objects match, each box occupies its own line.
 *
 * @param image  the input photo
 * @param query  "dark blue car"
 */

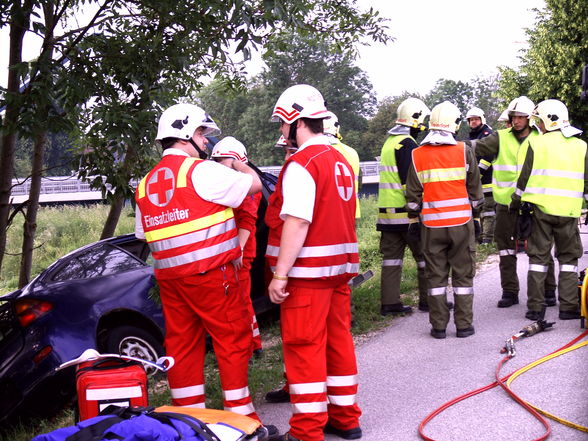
xmin=0 ymin=170 xmax=278 ymax=423
xmin=0 ymin=234 xmax=166 ymax=421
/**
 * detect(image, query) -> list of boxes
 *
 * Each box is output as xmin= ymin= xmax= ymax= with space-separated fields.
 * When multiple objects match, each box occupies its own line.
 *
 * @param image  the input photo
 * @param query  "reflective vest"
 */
xmin=331 ymin=140 xmax=361 ymax=218
xmin=377 ymin=135 xmax=410 ymax=227
xmin=265 ymin=144 xmax=359 ymax=288
xmin=135 ymin=155 xmax=240 ymax=280
xmin=412 ymin=142 xmax=472 ymax=228
xmin=492 ymin=129 xmax=539 ymax=205
xmin=520 ymin=131 xmax=587 ymax=217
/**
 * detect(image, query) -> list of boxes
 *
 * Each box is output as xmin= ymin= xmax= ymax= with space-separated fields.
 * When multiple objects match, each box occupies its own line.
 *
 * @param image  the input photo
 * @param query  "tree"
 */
xmin=0 ymin=0 xmax=392 ymax=281
xmin=497 ymin=1 xmax=588 ymax=133
xmin=198 ymin=30 xmax=380 ymax=164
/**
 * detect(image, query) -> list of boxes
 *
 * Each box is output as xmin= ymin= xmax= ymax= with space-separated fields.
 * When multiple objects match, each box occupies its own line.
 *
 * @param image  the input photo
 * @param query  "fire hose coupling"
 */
xmin=501 ymin=320 xmax=555 ymax=356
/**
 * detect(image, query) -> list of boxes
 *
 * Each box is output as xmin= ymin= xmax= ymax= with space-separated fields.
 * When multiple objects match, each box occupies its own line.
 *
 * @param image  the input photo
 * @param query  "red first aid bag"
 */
xmin=76 ymin=357 xmax=148 ymax=421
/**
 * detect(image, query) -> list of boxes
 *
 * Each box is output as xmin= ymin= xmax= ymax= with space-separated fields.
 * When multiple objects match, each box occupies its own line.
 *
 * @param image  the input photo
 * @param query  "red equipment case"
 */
xmin=76 ymin=357 xmax=148 ymax=421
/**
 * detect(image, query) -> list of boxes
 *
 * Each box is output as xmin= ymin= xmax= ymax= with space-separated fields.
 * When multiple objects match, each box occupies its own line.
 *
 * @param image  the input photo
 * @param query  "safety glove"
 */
xmin=407 ymin=220 xmax=421 ymax=242
xmin=474 ymin=218 xmax=481 ymax=240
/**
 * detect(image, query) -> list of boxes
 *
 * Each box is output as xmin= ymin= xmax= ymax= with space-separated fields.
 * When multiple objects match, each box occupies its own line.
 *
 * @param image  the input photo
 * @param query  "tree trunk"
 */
xmin=100 ymin=194 xmax=125 ymax=240
xmin=18 ymin=130 xmax=46 ymax=288
xmin=0 ymin=3 xmax=31 ymax=272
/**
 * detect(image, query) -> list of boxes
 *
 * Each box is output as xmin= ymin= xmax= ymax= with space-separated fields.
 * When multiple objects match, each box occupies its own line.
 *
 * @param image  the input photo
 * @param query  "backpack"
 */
xmin=31 ymin=405 xmax=266 ymax=441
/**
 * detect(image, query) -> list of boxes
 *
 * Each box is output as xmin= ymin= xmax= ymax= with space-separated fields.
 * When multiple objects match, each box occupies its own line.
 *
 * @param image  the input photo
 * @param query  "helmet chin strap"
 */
xmin=189 ymin=139 xmax=208 ymax=159
xmin=287 ymin=120 xmax=299 ymax=148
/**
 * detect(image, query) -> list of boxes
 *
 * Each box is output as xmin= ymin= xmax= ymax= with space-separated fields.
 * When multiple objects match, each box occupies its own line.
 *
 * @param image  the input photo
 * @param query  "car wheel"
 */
xmin=103 ymin=325 xmax=165 ymax=376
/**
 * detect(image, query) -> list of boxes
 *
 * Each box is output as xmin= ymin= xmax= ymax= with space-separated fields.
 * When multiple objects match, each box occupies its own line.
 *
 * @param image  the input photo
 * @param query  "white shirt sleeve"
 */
xmin=134 ymin=204 xmax=145 ymax=240
xmin=193 ymin=160 xmax=253 ymax=208
xmin=281 ymin=161 xmax=316 ymax=222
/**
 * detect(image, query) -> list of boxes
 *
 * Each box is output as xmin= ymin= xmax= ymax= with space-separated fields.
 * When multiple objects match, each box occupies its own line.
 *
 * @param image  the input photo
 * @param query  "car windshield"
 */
xmin=50 ymin=243 xmax=145 ymax=282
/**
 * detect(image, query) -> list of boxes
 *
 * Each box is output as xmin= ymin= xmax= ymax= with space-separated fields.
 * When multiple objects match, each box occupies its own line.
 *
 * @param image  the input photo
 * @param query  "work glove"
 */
xmin=509 ymin=197 xmax=521 ymax=215
xmin=407 ymin=221 xmax=421 ymax=242
xmin=474 ymin=218 xmax=481 ymax=241
xmin=516 ymin=203 xmax=534 ymax=240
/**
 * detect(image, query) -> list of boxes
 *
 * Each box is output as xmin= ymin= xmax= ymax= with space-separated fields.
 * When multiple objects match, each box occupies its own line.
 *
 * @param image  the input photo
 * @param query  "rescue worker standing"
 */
xmin=266 ymin=84 xmax=362 ymax=441
xmin=468 ymin=96 xmax=557 ymax=308
xmin=134 ymin=104 xmax=266 ymax=423
xmin=406 ymin=101 xmax=483 ymax=339
xmin=377 ymin=97 xmax=431 ymax=314
xmin=511 ymin=99 xmax=588 ymax=320
xmin=466 ymin=107 xmax=495 ymax=244
xmin=210 ymin=136 xmax=263 ymax=356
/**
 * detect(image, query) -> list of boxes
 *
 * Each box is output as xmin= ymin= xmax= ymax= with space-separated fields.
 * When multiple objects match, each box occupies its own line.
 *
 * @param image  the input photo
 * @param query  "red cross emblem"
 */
xmin=335 ymin=161 xmax=353 ymax=201
xmin=147 ymin=167 xmax=175 ymax=207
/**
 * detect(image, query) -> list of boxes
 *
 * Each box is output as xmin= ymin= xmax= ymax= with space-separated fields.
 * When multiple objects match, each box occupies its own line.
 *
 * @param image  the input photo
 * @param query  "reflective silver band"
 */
xmin=529 ymin=264 xmax=548 ymax=272
xmin=422 ymin=198 xmax=470 ymax=209
xmin=428 ymin=287 xmax=447 ymax=296
xmin=454 ymin=287 xmax=474 ymax=295
xmin=225 ymin=403 xmax=255 ymax=415
xmin=154 ymin=237 xmax=239 ymax=269
xmin=289 ymin=382 xmax=327 ymax=395
xmin=327 ymin=394 xmax=356 ymax=406
xmin=171 ymin=384 xmax=205 ymax=399
xmin=149 ymin=218 xmax=236 ymax=252
xmin=499 ymin=249 xmax=516 ymax=256
xmin=560 ymin=264 xmax=578 ymax=273
xmin=422 ymin=210 xmax=472 ymax=221
xmin=223 ymin=386 xmax=250 ymax=401
xmin=266 ymin=242 xmax=358 ymax=258
xmin=326 ymin=375 xmax=358 ymax=387
xmin=382 ymin=259 xmax=403 ymax=267
xmin=292 ymin=401 xmax=328 ymax=414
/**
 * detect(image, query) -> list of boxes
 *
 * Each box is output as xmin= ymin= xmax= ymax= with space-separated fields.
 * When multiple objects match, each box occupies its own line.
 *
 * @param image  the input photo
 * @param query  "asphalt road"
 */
xmin=257 ymin=230 xmax=588 ymax=441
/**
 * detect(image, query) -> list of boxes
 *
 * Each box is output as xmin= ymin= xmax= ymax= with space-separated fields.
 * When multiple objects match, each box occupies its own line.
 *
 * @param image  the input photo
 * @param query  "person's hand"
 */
xmin=407 ymin=221 xmax=421 ymax=242
xmin=509 ymin=198 xmax=521 ymax=215
xmin=474 ymin=218 xmax=481 ymax=240
xmin=232 ymin=254 xmax=243 ymax=271
xmin=268 ymin=278 xmax=289 ymax=304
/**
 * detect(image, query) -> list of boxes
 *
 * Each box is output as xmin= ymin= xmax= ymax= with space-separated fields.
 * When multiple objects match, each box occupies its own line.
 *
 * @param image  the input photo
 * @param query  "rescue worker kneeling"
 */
xmin=134 ymin=104 xmax=275 ymax=432
xmin=405 ymin=101 xmax=483 ymax=339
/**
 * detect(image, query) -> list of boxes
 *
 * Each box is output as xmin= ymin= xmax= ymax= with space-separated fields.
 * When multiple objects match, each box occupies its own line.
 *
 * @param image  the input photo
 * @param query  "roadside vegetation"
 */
xmin=0 ymin=196 xmax=495 ymax=440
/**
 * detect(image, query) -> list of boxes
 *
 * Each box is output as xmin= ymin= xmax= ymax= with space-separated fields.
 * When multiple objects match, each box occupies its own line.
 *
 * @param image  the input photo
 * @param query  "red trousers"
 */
xmin=238 ymin=259 xmax=262 ymax=351
xmin=281 ymin=282 xmax=361 ymax=441
xmin=157 ymin=265 xmax=258 ymax=420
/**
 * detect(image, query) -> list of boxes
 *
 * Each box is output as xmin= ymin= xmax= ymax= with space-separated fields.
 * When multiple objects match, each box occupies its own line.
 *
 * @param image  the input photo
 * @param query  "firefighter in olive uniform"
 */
xmin=377 ymin=98 xmax=431 ymax=314
xmin=406 ymin=101 xmax=483 ymax=339
xmin=466 ymin=107 xmax=495 ymax=244
xmin=511 ymin=99 xmax=588 ymax=321
xmin=468 ymin=96 xmax=558 ymax=308
xmin=134 ymin=104 xmax=267 ymax=423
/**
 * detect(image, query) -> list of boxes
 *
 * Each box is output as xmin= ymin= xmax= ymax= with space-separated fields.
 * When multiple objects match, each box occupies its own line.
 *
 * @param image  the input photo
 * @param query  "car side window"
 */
xmin=51 ymin=244 xmax=145 ymax=282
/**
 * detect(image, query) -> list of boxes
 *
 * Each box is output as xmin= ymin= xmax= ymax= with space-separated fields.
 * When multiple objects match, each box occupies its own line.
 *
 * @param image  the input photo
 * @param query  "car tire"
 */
xmin=103 ymin=325 xmax=165 ymax=376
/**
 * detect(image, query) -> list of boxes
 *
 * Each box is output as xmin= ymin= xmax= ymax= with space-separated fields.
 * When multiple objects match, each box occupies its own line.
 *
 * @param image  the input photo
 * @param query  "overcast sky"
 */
xmin=354 ymin=0 xmax=543 ymax=99
xmin=1 ymin=0 xmax=543 ymax=99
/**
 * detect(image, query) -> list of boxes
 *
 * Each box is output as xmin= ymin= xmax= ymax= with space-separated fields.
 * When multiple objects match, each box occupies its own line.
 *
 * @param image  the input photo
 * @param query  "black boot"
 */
xmin=545 ymin=290 xmax=557 ymax=307
xmin=381 ymin=303 xmax=413 ymax=316
xmin=497 ymin=291 xmax=519 ymax=308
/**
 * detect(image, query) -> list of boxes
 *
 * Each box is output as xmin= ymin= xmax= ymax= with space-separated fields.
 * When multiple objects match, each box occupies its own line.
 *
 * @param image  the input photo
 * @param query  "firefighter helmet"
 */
xmin=429 ymin=101 xmax=462 ymax=133
xmin=323 ymin=111 xmax=341 ymax=138
xmin=396 ymin=97 xmax=431 ymax=128
xmin=498 ymin=109 xmax=509 ymax=122
xmin=531 ymin=99 xmax=571 ymax=132
xmin=210 ymin=136 xmax=248 ymax=163
xmin=465 ymin=106 xmax=486 ymax=125
xmin=507 ymin=96 xmax=535 ymax=118
xmin=271 ymin=84 xmax=329 ymax=123
xmin=156 ymin=103 xmax=220 ymax=141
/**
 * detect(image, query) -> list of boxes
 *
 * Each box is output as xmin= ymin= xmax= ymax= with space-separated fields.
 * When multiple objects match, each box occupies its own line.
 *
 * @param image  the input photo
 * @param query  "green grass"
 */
xmin=0 ymin=197 xmax=496 ymax=440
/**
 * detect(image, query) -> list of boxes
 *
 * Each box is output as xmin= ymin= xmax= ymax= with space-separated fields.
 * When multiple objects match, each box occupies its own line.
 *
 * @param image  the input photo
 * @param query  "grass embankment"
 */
xmin=0 ymin=197 xmax=495 ymax=440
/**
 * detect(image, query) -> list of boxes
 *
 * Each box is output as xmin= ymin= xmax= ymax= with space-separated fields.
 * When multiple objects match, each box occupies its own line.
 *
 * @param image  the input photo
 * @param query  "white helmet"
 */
xmin=396 ymin=97 xmax=431 ymax=128
xmin=323 ymin=111 xmax=341 ymax=138
xmin=507 ymin=96 xmax=535 ymax=118
xmin=532 ymin=99 xmax=573 ymax=132
xmin=275 ymin=135 xmax=288 ymax=147
xmin=429 ymin=101 xmax=461 ymax=133
xmin=465 ymin=106 xmax=486 ymax=125
xmin=156 ymin=103 xmax=220 ymax=141
xmin=498 ymin=109 xmax=509 ymax=122
xmin=210 ymin=136 xmax=248 ymax=163
xmin=271 ymin=84 xmax=329 ymax=123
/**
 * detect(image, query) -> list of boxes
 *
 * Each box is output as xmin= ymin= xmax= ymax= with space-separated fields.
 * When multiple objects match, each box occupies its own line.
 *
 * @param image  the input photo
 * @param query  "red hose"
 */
xmin=418 ymin=329 xmax=588 ymax=441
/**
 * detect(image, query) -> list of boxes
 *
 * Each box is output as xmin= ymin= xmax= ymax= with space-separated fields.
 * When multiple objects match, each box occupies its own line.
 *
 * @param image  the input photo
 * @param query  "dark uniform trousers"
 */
xmin=526 ymin=208 xmax=583 ymax=313
xmin=494 ymin=203 xmax=556 ymax=294
xmin=480 ymin=192 xmax=496 ymax=242
xmin=422 ymin=221 xmax=475 ymax=330
xmin=380 ymin=230 xmax=427 ymax=306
